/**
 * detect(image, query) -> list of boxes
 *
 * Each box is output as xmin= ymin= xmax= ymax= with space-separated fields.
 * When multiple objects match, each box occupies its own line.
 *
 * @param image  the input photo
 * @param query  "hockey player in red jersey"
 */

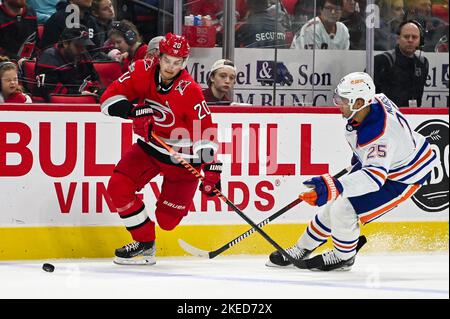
xmin=100 ymin=33 xmax=221 ymax=265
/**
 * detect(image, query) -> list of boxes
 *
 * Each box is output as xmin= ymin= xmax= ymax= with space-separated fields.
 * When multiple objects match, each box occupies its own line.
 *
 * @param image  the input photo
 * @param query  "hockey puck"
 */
xmin=42 ymin=263 xmax=55 ymax=272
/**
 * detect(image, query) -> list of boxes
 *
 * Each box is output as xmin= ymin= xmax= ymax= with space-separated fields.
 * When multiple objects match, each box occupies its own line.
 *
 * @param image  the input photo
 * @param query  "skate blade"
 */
xmin=113 ymin=256 xmax=156 ymax=265
xmin=265 ymin=260 xmax=295 ymax=268
xmin=309 ymin=266 xmax=353 ymax=272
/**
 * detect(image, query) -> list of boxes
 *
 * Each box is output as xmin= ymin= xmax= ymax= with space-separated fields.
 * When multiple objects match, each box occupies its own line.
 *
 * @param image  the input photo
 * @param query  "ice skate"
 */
xmin=113 ymin=241 xmax=156 ymax=265
xmin=305 ymin=249 xmax=355 ymax=271
xmin=266 ymin=245 xmax=312 ymax=267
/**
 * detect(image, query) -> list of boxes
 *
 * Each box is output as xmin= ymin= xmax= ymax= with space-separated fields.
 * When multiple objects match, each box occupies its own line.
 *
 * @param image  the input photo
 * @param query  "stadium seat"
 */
xmin=21 ymin=59 xmax=36 ymax=93
xmin=49 ymin=94 xmax=98 ymax=104
xmin=31 ymin=96 xmax=45 ymax=103
xmin=93 ymin=61 xmax=123 ymax=88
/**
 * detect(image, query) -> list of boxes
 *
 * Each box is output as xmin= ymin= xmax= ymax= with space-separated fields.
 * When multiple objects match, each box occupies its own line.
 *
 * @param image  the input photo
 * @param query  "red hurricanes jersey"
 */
xmin=1 ymin=92 xmax=32 ymax=103
xmin=100 ymin=58 xmax=218 ymax=164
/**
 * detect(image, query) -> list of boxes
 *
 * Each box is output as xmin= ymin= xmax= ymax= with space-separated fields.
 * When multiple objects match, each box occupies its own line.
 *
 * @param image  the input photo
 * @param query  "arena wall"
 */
xmin=0 ymin=105 xmax=448 ymax=259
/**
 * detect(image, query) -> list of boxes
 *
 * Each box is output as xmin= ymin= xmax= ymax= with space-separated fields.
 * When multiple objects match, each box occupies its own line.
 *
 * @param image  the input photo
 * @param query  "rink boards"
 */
xmin=0 ymin=105 xmax=448 ymax=259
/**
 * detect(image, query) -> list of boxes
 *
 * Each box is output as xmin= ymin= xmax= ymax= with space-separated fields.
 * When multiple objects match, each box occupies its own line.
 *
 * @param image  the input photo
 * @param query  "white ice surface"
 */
xmin=0 ymin=252 xmax=448 ymax=299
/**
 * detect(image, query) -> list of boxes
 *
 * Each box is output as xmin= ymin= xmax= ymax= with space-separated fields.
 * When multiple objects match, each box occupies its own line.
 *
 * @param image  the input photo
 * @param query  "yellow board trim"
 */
xmin=0 ymin=221 xmax=448 ymax=260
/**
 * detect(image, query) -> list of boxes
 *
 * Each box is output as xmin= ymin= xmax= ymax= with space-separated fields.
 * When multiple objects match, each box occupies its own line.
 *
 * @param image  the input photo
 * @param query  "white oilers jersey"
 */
xmin=339 ymin=94 xmax=437 ymax=198
xmin=291 ymin=17 xmax=350 ymax=50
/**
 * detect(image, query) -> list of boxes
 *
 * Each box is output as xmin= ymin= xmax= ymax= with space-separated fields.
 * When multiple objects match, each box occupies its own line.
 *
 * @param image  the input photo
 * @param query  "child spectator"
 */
xmin=0 ymin=56 xmax=32 ymax=103
xmin=108 ymin=19 xmax=148 ymax=72
xmin=203 ymin=59 xmax=236 ymax=105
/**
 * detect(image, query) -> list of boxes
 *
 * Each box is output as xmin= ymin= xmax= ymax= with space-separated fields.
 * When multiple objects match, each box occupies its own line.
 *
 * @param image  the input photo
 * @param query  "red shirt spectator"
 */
xmin=0 ymin=58 xmax=31 ymax=103
xmin=121 ymin=43 xmax=148 ymax=72
xmin=107 ymin=19 xmax=148 ymax=72
xmin=2 ymin=91 xmax=32 ymax=103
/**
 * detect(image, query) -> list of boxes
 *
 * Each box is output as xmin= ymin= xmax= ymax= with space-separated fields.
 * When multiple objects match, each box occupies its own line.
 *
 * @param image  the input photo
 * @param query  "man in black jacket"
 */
xmin=34 ymin=25 xmax=100 ymax=101
xmin=39 ymin=0 xmax=99 ymax=52
xmin=235 ymin=0 xmax=288 ymax=48
xmin=374 ymin=20 xmax=429 ymax=107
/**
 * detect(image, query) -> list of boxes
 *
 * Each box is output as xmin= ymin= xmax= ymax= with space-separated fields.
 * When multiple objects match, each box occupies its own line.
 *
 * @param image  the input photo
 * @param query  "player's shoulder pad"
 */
xmin=356 ymin=101 xmax=387 ymax=147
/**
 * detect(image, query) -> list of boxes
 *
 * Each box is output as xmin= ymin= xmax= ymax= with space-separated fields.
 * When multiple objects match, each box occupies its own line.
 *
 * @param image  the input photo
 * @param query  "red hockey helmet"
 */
xmin=159 ymin=33 xmax=190 ymax=58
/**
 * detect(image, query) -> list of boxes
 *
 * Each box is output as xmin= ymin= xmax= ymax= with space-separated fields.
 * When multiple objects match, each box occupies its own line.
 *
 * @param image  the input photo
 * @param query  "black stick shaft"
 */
xmin=208 ymin=168 xmax=349 ymax=258
xmin=210 ymin=197 xmax=302 ymax=258
xmin=151 ymin=132 xmax=305 ymax=268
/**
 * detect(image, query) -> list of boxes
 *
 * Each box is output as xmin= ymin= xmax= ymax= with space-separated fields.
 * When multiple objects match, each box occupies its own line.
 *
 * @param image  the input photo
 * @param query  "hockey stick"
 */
xmin=150 ymin=132 xmax=310 ymax=269
xmin=179 ymin=167 xmax=350 ymax=259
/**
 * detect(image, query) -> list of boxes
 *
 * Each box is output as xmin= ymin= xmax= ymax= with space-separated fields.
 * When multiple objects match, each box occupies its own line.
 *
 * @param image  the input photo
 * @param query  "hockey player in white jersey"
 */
xmin=267 ymin=72 xmax=437 ymax=271
xmin=291 ymin=0 xmax=350 ymax=50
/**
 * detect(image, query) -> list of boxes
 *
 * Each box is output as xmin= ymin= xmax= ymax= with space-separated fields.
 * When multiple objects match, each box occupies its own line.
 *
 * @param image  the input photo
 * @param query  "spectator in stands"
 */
xmin=0 ymin=0 xmax=38 ymax=60
xmin=91 ymin=0 xmax=115 ymax=48
xmin=291 ymin=0 xmax=350 ymax=49
xmin=405 ymin=0 xmax=448 ymax=52
xmin=107 ymin=19 xmax=148 ymax=72
xmin=340 ymin=0 xmax=365 ymax=49
xmin=374 ymin=0 xmax=405 ymax=51
xmin=267 ymin=0 xmax=294 ymax=33
xmin=0 ymin=56 xmax=32 ymax=102
xmin=374 ymin=20 xmax=429 ymax=107
xmin=235 ymin=0 xmax=288 ymax=48
xmin=292 ymin=0 xmax=319 ymax=33
xmin=145 ymin=35 xmax=164 ymax=58
xmin=26 ymin=0 xmax=58 ymax=24
xmin=203 ymin=59 xmax=236 ymax=105
xmin=34 ymin=25 xmax=101 ymax=102
xmin=40 ymin=1 xmax=99 ymax=52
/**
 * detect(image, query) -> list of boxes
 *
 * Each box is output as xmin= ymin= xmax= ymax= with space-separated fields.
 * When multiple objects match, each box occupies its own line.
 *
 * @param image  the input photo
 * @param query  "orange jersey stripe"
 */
xmin=333 ymin=240 xmax=358 ymax=250
xmin=360 ymin=184 xmax=420 ymax=224
xmin=309 ymin=221 xmax=328 ymax=238
xmin=367 ymin=168 xmax=387 ymax=181
xmin=389 ymin=149 xmax=432 ymax=179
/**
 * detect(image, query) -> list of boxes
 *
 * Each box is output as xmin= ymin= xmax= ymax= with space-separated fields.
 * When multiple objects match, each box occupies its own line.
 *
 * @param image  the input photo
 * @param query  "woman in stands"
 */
xmin=107 ymin=19 xmax=148 ymax=72
xmin=91 ymin=0 xmax=116 ymax=48
xmin=0 ymin=56 xmax=32 ymax=103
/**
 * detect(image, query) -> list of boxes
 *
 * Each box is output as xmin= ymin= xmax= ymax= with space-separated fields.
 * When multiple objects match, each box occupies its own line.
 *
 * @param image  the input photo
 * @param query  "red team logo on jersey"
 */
xmin=176 ymin=80 xmax=191 ymax=96
xmin=144 ymin=99 xmax=175 ymax=128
